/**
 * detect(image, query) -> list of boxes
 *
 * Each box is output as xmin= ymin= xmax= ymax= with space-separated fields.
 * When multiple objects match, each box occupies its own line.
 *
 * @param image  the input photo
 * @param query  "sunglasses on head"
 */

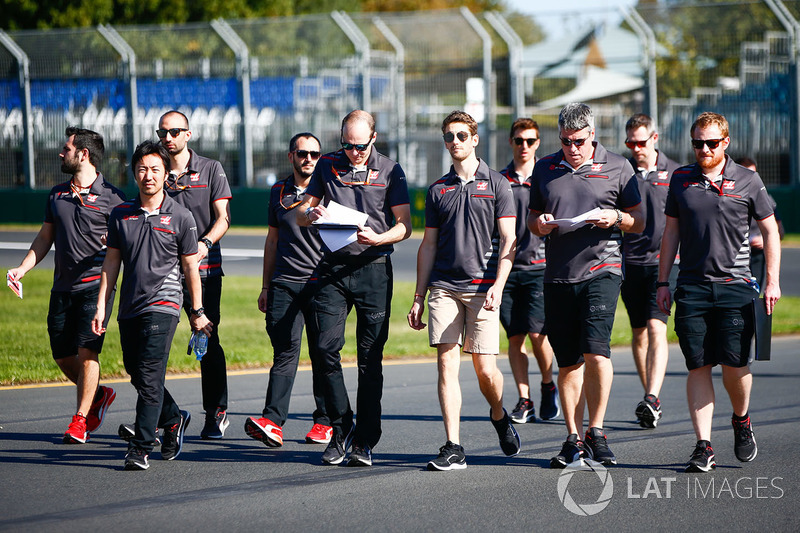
xmin=560 ymin=136 xmax=589 ymax=147
xmin=514 ymin=137 xmax=538 ymax=147
xmin=691 ymin=138 xmax=725 ymax=150
xmin=156 ymin=128 xmax=188 ymax=138
xmin=293 ymin=150 xmax=320 ymax=160
xmin=341 ymin=139 xmax=372 ymax=151
xmin=443 ymin=131 xmax=470 ymax=143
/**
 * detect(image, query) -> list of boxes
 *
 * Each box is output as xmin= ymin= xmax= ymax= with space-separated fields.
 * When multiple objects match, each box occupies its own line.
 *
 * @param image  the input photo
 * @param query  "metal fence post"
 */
xmin=485 ymin=11 xmax=524 ymax=120
xmin=373 ymin=16 xmax=407 ymax=165
xmin=622 ymin=6 xmax=658 ymax=125
xmin=332 ymin=11 xmax=372 ymax=112
xmin=0 ymin=30 xmax=34 ymax=188
xmin=460 ymin=7 xmax=495 ymax=168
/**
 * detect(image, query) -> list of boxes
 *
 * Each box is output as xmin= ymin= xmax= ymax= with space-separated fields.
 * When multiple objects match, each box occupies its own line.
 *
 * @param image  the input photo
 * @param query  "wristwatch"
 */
xmin=612 ymin=209 xmax=623 ymax=229
xmin=190 ymin=307 xmax=205 ymax=317
xmin=200 ymin=237 xmax=213 ymax=249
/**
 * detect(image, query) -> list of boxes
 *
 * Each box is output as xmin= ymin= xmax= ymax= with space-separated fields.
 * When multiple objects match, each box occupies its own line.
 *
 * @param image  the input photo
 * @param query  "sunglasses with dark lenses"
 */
xmin=560 ymin=136 xmax=589 ymax=147
xmin=294 ymin=150 xmax=320 ymax=160
xmin=443 ymin=131 xmax=470 ymax=143
xmin=514 ymin=137 xmax=538 ymax=147
xmin=156 ymin=128 xmax=188 ymax=138
xmin=691 ymin=138 xmax=725 ymax=150
xmin=341 ymin=140 xmax=372 ymax=151
xmin=625 ymin=132 xmax=655 ymax=149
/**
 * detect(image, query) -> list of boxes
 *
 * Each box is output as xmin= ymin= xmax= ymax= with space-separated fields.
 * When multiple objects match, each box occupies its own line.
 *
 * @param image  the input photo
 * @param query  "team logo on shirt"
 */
xmin=723 ymin=180 xmax=735 ymax=190
xmin=368 ymin=169 xmax=379 ymax=182
xmin=591 ymin=163 xmax=603 ymax=171
xmin=190 ymin=173 xmax=200 ymax=182
xmin=123 ymin=215 xmax=139 ymax=221
xmin=160 ymin=216 xmax=172 ymax=225
xmin=476 ymin=182 xmax=488 ymax=191
xmin=658 ymin=171 xmax=669 ymax=180
xmin=86 ymin=194 xmax=98 ymax=203
xmin=440 ymin=186 xmax=456 ymax=195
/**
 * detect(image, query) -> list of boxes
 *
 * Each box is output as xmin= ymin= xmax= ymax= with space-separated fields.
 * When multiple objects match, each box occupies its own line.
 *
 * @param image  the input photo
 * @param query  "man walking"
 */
xmin=9 ymin=127 xmax=124 ymax=443
xmin=408 ymin=110 xmax=520 ymax=471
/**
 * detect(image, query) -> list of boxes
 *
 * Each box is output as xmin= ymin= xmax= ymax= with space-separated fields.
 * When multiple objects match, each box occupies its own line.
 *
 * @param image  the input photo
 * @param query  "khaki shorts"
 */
xmin=428 ymin=287 xmax=500 ymax=355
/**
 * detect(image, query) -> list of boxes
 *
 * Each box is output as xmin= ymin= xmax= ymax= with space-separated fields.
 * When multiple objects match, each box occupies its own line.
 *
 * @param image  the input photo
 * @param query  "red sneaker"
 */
xmin=86 ymin=386 xmax=116 ymax=433
xmin=244 ymin=417 xmax=283 ymax=447
xmin=63 ymin=413 xmax=89 ymax=444
xmin=306 ymin=423 xmax=333 ymax=444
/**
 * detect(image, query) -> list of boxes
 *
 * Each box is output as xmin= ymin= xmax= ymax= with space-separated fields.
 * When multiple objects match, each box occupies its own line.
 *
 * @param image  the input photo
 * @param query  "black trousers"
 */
xmin=119 ymin=312 xmax=181 ymax=452
xmin=313 ymin=257 xmax=392 ymax=448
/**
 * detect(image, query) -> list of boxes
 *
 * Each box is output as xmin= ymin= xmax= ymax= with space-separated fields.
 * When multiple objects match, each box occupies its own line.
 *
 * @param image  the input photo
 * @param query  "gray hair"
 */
xmin=558 ymin=103 xmax=594 ymax=132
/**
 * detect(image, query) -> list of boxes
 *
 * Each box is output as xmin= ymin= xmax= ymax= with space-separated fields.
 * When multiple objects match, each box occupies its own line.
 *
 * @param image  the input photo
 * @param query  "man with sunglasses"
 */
xmin=498 ymin=118 xmax=559 ymax=425
xmin=620 ymin=114 xmax=681 ymax=430
xmin=156 ymin=110 xmax=233 ymax=440
xmin=528 ymin=103 xmax=644 ymax=468
xmin=297 ymin=110 xmax=412 ymax=467
xmin=245 ymin=132 xmax=332 ymax=448
xmin=656 ymin=112 xmax=781 ymax=473
xmin=9 ymin=127 xmax=125 ymax=444
xmin=408 ymin=110 xmax=520 ymax=471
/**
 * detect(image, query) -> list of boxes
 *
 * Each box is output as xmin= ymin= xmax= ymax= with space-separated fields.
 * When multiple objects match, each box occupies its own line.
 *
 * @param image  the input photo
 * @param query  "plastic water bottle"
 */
xmin=190 ymin=331 xmax=208 ymax=361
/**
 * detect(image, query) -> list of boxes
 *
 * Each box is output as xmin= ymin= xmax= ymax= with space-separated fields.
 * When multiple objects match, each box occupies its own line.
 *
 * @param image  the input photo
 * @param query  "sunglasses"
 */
xmin=341 ymin=139 xmax=372 ymax=151
xmin=560 ymin=136 xmax=589 ymax=147
xmin=691 ymin=138 xmax=725 ymax=150
xmin=294 ymin=150 xmax=320 ymax=160
xmin=625 ymin=132 xmax=655 ymax=149
xmin=156 ymin=128 xmax=188 ymax=138
xmin=514 ymin=137 xmax=538 ymax=147
xmin=443 ymin=131 xmax=470 ymax=143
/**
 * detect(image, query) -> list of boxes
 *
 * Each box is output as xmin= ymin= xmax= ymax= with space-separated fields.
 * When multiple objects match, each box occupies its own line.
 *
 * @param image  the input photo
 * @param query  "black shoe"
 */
xmin=118 ymin=423 xmax=160 ymax=445
xmin=635 ymin=394 xmax=662 ymax=429
xmin=686 ymin=440 xmax=716 ymax=472
xmin=550 ymin=434 xmax=591 ymax=469
xmin=490 ymin=408 xmax=521 ymax=456
xmin=539 ymin=382 xmax=560 ymax=420
xmin=321 ymin=425 xmax=354 ymax=465
xmin=584 ymin=427 xmax=617 ymax=465
xmin=427 ymin=441 xmax=467 ymax=471
xmin=200 ymin=408 xmax=230 ymax=440
xmin=161 ymin=410 xmax=190 ymax=461
xmin=732 ymin=415 xmax=758 ymax=462
xmin=509 ymin=398 xmax=535 ymax=424
xmin=124 ymin=447 xmax=150 ymax=471
xmin=347 ymin=442 xmax=373 ymax=467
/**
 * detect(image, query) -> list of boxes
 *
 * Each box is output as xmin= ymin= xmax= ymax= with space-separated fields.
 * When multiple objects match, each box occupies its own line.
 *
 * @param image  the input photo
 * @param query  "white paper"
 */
xmin=313 ymin=201 xmax=369 ymax=252
xmin=543 ymin=207 xmax=603 ymax=229
xmin=6 ymin=271 xmax=22 ymax=299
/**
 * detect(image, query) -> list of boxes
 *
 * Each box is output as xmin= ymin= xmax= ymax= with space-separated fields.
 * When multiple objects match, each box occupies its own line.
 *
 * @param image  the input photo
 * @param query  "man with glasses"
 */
xmin=498 ymin=118 xmax=559 ymax=425
xmin=656 ymin=112 xmax=781 ymax=472
xmin=621 ymin=114 xmax=681 ymax=429
xmin=528 ymin=103 xmax=644 ymax=468
xmin=9 ymin=127 xmax=125 ymax=444
xmin=408 ymin=110 xmax=519 ymax=471
xmin=245 ymin=132 xmax=332 ymax=448
xmin=297 ymin=110 xmax=412 ymax=467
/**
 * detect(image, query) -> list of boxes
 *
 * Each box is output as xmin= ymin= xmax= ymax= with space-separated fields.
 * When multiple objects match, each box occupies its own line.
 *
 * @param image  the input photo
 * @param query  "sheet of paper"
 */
xmin=318 ymin=229 xmax=359 ymax=252
xmin=313 ymin=201 xmax=369 ymax=252
xmin=6 ymin=271 xmax=22 ymax=299
xmin=317 ymin=201 xmax=369 ymax=227
xmin=543 ymin=207 xmax=603 ymax=229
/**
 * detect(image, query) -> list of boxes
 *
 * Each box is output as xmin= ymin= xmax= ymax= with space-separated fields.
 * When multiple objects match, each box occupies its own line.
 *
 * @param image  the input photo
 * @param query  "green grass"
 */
xmin=1 ymin=269 xmax=799 ymax=385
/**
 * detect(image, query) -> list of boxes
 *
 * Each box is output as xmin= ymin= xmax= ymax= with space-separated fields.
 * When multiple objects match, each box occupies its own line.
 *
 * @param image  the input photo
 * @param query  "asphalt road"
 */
xmin=1 ymin=337 xmax=799 ymax=532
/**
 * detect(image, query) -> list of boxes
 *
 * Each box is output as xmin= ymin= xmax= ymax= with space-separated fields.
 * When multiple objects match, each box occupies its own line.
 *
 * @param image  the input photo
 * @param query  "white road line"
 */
xmin=0 ymin=241 xmax=263 ymax=258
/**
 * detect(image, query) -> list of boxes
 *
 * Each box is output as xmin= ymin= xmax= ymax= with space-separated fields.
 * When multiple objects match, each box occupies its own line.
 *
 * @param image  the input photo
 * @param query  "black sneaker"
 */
xmin=539 ymin=382 xmax=560 ymax=420
xmin=490 ymin=408 xmax=521 ymax=456
xmin=732 ymin=415 xmax=758 ymax=462
xmin=427 ymin=441 xmax=467 ymax=471
xmin=686 ymin=440 xmax=716 ymax=472
xmin=635 ymin=394 xmax=662 ymax=429
xmin=584 ymin=427 xmax=617 ymax=465
xmin=347 ymin=442 xmax=373 ymax=467
xmin=124 ymin=447 xmax=150 ymax=471
xmin=510 ymin=398 xmax=535 ymax=424
xmin=118 ymin=423 xmax=160 ymax=446
xmin=161 ymin=410 xmax=190 ymax=461
xmin=550 ymin=434 xmax=591 ymax=469
xmin=321 ymin=425 xmax=354 ymax=465
xmin=200 ymin=408 xmax=230 ymax=440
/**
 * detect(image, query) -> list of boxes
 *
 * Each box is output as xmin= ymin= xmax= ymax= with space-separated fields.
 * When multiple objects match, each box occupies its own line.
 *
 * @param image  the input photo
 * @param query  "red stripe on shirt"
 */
xmin=589 ymin=263 xmax=621 ymax=272
xmin=80 ymin=275 xmax=101 ymax=283
xmin=149 ymin=301 xmax=180 ymax=309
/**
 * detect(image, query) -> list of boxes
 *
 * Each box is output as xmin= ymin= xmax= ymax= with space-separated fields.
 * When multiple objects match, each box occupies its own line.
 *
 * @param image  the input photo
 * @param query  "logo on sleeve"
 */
xmin=476 ymin=182 xmax=488 ymax=191
xmin=160 ymin=216 xmax=172 ymax=225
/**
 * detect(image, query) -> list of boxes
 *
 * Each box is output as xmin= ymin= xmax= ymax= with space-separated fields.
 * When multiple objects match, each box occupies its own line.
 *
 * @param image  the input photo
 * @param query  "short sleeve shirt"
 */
xmin=426 ymin=159 xmax=516 ymax=293
xmin=500 ymin=162 xmax=546 ymax=271
xmin=529 ymin=142 xmax=641 ymax=283
xmin=268 ymin=176 xmax=324 ymax=283
xmin=623 ymin=151 xmax=682 ymax=265
xmin=305 ymin=148 xmax=410 ymax=258
xmin=43 ymin=173 xmax=127 ymax=293
xmin=665 ymin=155 xmax=774 ymax=284
xmin=165 ymin=149 xmax=231 ymax=278
xmin=107 ymin=194 xmax=199 ymax=319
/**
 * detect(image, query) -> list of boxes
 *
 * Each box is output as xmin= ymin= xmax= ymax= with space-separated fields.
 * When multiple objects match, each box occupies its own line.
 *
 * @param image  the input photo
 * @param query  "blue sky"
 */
xmin=505 ymin=0 xmax=638 ymax=38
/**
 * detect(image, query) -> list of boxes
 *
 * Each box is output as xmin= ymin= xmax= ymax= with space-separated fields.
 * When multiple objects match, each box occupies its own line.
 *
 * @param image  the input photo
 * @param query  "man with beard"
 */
xmin=9 ymin=127 xmax=125 ymax=444
xmin=657 ymin=112 xmax=781 ymax=472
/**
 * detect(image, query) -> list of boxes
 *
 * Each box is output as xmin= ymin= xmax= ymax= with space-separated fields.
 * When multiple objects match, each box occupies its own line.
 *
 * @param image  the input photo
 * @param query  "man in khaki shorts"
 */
xmin=408 ymin=110 xmax=520 ymax=471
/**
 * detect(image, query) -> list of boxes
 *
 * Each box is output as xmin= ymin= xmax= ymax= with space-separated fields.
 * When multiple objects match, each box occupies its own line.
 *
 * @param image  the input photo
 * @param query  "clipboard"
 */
xmin=752 ymin=297 xmax=772 ymax=361
xmin=313 ymin=223 xmax=361 ymax=231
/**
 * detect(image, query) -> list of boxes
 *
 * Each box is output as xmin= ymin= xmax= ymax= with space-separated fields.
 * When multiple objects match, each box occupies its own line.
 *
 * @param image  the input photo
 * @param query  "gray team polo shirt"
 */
xmin=501 ymin=162 xmax=546 ymax=271
xmin=665 ymin=155 xmax=774 ymax=284
xmin=165 ymin=149 xmax=231 ymax=278
xmin=426 ymin=159 xmax=516 ymax=293
xmin=268 ymin=176 xmax=323 ymax=284
xmin=623 ymin=151 xmax=681 ymax=266
xmin=44 ymin=173 xmax=126 ymax=293
xmin=107 ymin=194 xmax=198 ymax=320
xmin=306 ymin=148 xmax=410 ymax=258
xmin=529 ymin=142 xmax=641 ymax=283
